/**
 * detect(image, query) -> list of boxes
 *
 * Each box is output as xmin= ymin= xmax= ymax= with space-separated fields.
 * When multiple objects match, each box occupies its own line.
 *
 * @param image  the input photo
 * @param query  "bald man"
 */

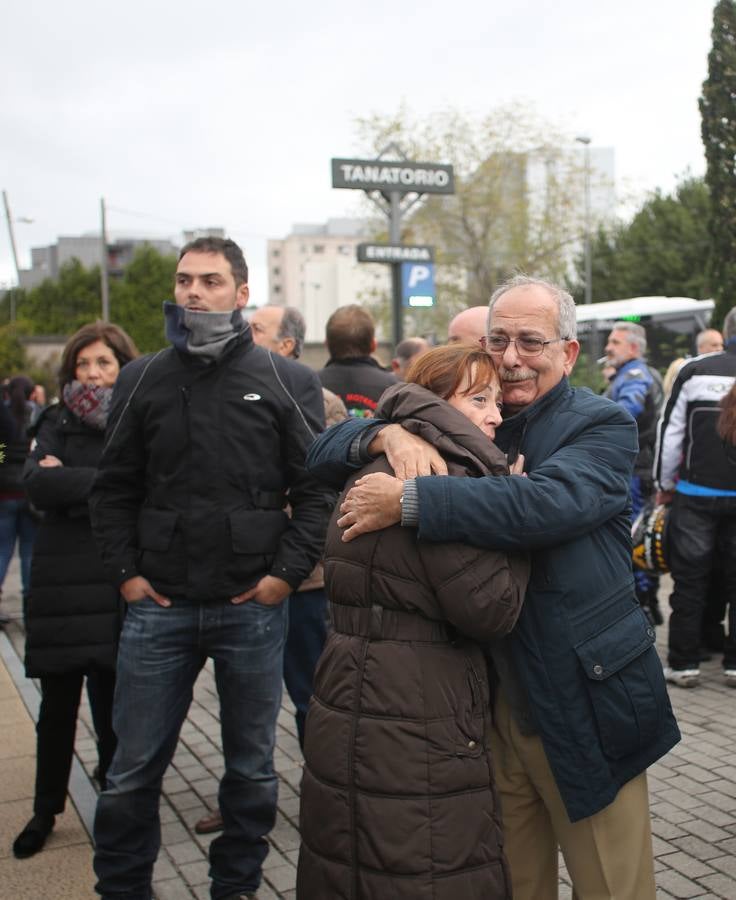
xmin=447 ymin=306 xmax=489 ymax=344
xmin=696 ymin=328 xmax=724 ymax=355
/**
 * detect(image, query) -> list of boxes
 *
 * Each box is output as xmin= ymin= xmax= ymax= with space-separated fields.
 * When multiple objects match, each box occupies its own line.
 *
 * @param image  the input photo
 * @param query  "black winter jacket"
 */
xmin=90 ymin=332 xmax=333 ymax=601
xmin=23 ymin=404 xmax=123 ymax=676
xmin=318 ymin=356 xmax=396 ymax=417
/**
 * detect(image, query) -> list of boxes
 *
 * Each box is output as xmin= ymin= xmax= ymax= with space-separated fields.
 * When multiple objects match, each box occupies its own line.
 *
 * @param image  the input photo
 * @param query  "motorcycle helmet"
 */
xmin=631 ymin=501 xmax=670 ymax=575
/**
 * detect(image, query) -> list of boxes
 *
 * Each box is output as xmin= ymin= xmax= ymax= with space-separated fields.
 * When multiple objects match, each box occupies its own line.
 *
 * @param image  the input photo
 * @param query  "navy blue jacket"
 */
xmin=307 ymin=377 xmax=680 ymax=822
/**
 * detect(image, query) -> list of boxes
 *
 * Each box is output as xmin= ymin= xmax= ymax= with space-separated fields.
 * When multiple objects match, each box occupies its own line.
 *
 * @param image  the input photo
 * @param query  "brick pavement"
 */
xmin=2 ymin=559 xmax=736 ymax=899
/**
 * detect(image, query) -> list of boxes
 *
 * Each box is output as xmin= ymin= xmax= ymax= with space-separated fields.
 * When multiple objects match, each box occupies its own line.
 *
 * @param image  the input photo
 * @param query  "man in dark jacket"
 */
xmin=604 ymin=321 xmax=665 ymax=625
xmin=655 ymin=306 xmax=736 ymax=689
xmin=89 ymin=237 xmax=331 ymax=900
xmin=306 ymin=276 xmax=680 ymax=899
xmin=318 ymin=303 xmax=396 ymax=417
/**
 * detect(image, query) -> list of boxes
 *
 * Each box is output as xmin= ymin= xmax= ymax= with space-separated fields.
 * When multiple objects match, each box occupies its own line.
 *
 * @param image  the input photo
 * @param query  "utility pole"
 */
xmin=2 ymin=190 xmax=20 ymax=322
xmin=576 ymin=136 xmax=598 ymax=364
xmin=100 ymin=197 xmax=110 ymax=321
xmin=388 ymin=191 xmax=403 ymax=344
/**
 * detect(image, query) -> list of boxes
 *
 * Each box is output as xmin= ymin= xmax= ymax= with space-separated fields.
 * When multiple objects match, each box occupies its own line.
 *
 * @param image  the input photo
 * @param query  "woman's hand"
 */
xmin=509 ymin=453 xmax=526 ymax=476
xmin=38 ymin=455 xmax=63 ymax=468
xmin=337 ymin=472 xmax=404 ymax=541
xmin=369 ymin=424 xmax=447 ymax=479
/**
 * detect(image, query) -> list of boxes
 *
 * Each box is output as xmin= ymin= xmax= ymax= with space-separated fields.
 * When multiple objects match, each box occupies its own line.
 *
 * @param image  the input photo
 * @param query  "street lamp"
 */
xmin=575 ymin=135 xmax=592 ymax=305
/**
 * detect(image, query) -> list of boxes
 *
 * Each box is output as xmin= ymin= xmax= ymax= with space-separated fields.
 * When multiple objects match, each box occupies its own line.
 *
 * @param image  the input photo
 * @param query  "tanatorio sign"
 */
xmin=331 ymin=158 xmax=455 ymax=195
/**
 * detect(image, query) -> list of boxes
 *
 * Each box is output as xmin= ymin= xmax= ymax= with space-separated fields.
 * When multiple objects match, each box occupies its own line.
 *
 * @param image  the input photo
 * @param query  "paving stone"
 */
xmin=153 ymin=879 xmax=196 ymax=899
xmin=178 ymin=859 xmax=210 ymax=887
xmin=654 ymin=868 xmax=707 ymax=898
xmin=264 ymin=865 xmax=297 ymax=892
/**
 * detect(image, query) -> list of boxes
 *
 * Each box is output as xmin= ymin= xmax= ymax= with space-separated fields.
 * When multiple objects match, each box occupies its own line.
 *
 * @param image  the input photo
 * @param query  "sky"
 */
xmin=1 ymin=0 xmax=716 ymax=302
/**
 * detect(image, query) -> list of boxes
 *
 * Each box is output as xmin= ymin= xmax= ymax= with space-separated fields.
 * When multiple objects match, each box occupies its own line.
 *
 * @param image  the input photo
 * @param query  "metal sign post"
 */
xmin=331 ymin=147 xmax=454 ymax=344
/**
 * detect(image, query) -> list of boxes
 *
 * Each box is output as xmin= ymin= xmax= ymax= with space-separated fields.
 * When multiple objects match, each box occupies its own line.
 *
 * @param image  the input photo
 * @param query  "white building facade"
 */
xmin=267 ymin=219 xmax=390 ymax=344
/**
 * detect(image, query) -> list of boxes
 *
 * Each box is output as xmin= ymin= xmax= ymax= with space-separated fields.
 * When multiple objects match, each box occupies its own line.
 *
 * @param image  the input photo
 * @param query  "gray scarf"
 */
xmin=164 ymin=302 xmax=246 ymax=362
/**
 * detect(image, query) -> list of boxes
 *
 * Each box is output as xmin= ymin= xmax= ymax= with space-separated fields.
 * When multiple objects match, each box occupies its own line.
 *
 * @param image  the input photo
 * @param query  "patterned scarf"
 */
xmin=62 ymin=381 xmax=113 ymax=430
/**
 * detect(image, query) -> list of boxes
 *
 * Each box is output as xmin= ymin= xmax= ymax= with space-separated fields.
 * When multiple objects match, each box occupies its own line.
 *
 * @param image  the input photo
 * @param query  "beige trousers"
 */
xmin=490 ymin=691 xmax=657 ymax=900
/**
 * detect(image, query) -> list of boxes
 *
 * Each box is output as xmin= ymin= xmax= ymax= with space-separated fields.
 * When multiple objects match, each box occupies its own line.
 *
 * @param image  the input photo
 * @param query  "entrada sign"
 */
xmin=357 ymin=243 xmax=435 ymax=263
xmin=332 ymin=158 xmax=455 ymax=195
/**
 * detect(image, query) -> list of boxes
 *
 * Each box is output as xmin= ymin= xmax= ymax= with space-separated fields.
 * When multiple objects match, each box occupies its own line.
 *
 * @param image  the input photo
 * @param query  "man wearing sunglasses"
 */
xmin=307 ymin=275 xmax=679 ymax=900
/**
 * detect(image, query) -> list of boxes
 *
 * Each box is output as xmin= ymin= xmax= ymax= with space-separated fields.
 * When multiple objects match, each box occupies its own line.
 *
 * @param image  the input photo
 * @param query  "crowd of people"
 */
xmin=0 ymin=235 xmax=734 ymax=900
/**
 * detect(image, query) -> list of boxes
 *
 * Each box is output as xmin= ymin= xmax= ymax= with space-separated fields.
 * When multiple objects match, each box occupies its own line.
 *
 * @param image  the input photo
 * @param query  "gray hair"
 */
xmin=724 ymin=307 xmax=736 ymax=343
xmin=611 ymin=320 xmax=647 ymax=356
xmin=489 ymin=274 xmax=577 ymax=340
xmin=278 ymin=307 xmax=306 ymax=359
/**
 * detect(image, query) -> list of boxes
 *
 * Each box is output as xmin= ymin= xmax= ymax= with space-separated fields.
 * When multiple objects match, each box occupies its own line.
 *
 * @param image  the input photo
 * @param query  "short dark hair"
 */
xmin=59 ymin=321 xmax=139 ymax=392
xmin=326 ymin=304 xmax=375 ymax=359
xmin=178 ymin=237 xmax=249 ymax=287
xmin=278 ymin=307 xmax=306 ymax=359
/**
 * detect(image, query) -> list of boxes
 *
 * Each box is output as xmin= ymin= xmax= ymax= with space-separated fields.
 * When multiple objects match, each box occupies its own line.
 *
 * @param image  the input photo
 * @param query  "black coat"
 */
xmin=90 ymin=333 xmax=333 ymax=601
xmin=23 ymin=404 xmax=124 ymax=677
xmin=318 ymin=356 xmax=397 ymax=417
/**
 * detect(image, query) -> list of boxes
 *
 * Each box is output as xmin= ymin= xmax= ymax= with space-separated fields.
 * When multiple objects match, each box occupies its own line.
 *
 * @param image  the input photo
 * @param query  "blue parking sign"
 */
xmin=401 ymin=262 xmax=435 ymax=307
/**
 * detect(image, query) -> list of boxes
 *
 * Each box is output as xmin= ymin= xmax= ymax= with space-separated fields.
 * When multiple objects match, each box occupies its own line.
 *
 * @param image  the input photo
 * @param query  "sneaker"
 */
xmin=664 ymin=667 xmax=700 ymax=688
xmin=724 ymin=670 xmax=736 ymax=688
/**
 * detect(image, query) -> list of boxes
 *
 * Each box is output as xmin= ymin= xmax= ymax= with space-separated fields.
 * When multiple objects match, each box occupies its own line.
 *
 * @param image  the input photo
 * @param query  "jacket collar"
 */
xmin=324 ymin=355 xmax=386 ymax=370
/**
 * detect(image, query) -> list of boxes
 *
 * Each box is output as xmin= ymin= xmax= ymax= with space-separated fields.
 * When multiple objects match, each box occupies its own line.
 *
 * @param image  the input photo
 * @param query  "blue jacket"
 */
xmin=307 ymin=377 xmax=680 ymax=822
xmin=607 ymin=358 xmax=663 ymax=478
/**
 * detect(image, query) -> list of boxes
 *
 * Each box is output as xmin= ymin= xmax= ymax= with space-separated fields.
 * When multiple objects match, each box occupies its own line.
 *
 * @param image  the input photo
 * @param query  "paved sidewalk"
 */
xmin=2 ymin=557 xmax=736 ymax=899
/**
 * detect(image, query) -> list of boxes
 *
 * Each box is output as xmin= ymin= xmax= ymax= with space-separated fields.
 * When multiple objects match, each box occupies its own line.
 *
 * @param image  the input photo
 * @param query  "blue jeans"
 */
xmin=0 ymin=497 xmax=37 ymax=597
xmin=283 ymin=588 xmax=328 ymax=749
xmin=93 ymin=596 xmax=287 ymax=900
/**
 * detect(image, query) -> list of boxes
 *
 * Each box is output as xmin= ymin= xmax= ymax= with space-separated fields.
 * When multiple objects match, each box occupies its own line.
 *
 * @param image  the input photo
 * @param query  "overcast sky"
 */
xmin=1 ymin=0 xmax=716 ymax=301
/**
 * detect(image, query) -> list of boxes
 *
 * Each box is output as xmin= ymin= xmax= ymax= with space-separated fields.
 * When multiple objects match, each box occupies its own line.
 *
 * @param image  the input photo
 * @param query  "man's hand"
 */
xmin=39 ymin=455 xmax=63 ymax=468
xmin=120 ymin=575 xmax=171 ymax=607
xmin=656 ymin=489 xmax=675 ymax=506
xmin=231 ymin=574 xmax=291 ymax=606
xmin=368 ymin=424 xmax=447 ymax=479
xmin=337 ymin=472 xmax=403 ymax=542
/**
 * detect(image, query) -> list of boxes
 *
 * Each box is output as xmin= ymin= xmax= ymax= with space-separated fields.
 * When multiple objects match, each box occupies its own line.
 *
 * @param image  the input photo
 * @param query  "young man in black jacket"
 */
xmin=90 ymin=237 xmax=331 ymax=900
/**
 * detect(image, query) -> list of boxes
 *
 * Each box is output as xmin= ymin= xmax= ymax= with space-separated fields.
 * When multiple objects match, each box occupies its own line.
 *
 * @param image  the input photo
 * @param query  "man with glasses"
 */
xmin=307 ymin=275 xmax=679 ymax=900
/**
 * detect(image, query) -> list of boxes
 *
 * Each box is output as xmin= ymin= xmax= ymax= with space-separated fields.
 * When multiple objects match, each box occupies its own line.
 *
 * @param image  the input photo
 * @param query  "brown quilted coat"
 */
xmin=297 ymin=382 xmax=529 ymax=900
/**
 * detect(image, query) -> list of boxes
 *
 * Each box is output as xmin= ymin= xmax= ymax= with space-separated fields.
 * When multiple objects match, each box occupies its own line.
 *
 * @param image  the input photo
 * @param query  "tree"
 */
xmin=700 ymin=0 xmax=736 ymax=326
xmin=353 ymin=104 xmax=595 ymax=340
xmin=567 ymin=177 xmax=710 ymax=304
xmin=0 ymin=246 xmax=177 ymax=353
xmin=112 ymin=246 xmax=176 ymax=352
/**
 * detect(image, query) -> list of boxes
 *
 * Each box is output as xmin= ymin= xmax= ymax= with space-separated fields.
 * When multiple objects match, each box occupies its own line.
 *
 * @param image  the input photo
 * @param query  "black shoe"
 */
xmin=13 ymin=814 xmax=55 ymax=859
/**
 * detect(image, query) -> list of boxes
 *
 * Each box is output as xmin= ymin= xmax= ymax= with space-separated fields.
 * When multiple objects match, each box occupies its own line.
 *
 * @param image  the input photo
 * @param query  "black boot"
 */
xmin=13 ymin=814 xmax=55 ymax=859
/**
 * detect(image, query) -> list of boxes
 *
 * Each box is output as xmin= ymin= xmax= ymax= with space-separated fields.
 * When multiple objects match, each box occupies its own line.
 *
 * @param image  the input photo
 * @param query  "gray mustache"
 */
xmin=501 ymin=369 xmax=538 ymax=383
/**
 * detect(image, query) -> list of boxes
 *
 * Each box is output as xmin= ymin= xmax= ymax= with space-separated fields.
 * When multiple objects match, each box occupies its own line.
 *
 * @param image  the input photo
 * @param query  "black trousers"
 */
xmin=667 ymin=493 xmax=736 ymax=670
xmin=34 ymin=668 xmax=116 ymax=816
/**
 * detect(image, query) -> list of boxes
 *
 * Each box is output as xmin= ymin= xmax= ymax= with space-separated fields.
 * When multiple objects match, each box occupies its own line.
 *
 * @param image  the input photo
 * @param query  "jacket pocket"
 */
xmin=137 ymin=508 xmax=178 ymax=551
xmin=574 ymin=605 xmax=663 ymax=760
xmin=228 ymin=510 xmax=288 ymax=555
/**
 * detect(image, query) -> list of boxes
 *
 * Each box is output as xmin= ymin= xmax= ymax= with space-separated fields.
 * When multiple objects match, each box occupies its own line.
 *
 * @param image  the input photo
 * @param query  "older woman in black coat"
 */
xmin=13 ymin=321 xmax=138 ymax=859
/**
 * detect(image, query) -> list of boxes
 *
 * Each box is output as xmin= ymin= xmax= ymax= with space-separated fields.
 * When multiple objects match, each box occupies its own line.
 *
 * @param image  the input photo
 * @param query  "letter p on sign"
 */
xmin=401 ymin=262 xmax=435 ymax=307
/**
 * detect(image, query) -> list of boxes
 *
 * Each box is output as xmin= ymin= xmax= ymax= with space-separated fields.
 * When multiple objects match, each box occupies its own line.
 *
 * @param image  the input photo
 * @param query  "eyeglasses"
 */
xmin=480 ymin=335 xmax=568 ymax=357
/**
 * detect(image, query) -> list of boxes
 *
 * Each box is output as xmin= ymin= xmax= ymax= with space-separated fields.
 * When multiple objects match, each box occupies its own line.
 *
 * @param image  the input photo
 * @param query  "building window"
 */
xmin=313 ymin=244 xmax=325 ymax=254
xmin=338 ymin=244 xmax=352 ymax=255
xmin=273 ymin=266 xmax=280 ymax=275
xmin=273 ymin=285 xmax=281 ymax=294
